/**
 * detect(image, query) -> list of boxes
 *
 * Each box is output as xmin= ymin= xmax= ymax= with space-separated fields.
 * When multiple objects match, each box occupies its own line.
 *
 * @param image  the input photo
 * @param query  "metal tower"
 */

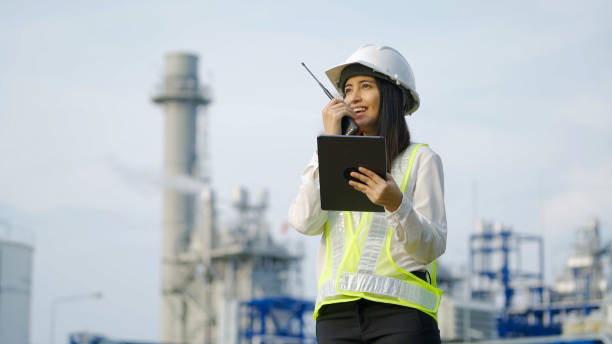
xmin=152 ymin=53 xmax=212 ymax=344
xmin=470 ymin=220 xmax=545 ymax=310
xmin=210 ymin=187 xmax=307 ymax=344
xmin=152 ymin=53 xmax=311 ymax=344
xmin=469 ymin=220 xmax=549 ymax=337
xmin=554 ymin=219 xmax=609 ymax=303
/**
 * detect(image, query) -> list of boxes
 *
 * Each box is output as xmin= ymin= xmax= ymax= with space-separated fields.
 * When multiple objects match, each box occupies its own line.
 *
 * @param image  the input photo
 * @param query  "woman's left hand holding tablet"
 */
xmin=348 ymin=167 xmax=403 ymax=212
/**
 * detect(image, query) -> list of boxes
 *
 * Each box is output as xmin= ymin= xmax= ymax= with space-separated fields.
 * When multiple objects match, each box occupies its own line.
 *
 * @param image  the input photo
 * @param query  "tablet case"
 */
xmin=317 ymin=135 xmax=387 ymax=212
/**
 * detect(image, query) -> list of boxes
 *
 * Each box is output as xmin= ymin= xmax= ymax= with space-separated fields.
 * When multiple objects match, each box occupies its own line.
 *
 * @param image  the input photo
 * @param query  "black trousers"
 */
xmin=316 ymin=299 xmax=441 ymax=344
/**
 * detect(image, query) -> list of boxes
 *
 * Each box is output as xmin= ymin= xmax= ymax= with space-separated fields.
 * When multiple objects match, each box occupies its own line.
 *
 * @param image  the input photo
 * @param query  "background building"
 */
xmin=0 ymin=222 xmax=33 ymax=344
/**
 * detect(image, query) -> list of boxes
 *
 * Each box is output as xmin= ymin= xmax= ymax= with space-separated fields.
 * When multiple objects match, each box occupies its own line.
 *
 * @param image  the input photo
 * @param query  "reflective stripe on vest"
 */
xmin=315 ymin=143 xmax=442 ymax=318
xmin=338 ymin=272 xmax=439 ymax=311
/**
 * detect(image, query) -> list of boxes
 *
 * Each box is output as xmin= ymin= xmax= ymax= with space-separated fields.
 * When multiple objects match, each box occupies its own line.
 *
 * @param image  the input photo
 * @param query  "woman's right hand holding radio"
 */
xmin=322 ymin=98 xmax=355 ymax=135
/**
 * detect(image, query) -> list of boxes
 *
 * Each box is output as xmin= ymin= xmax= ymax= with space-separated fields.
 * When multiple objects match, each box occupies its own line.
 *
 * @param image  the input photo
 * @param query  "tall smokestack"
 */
xmin=152 ymin=53 xmax=211 ymax=343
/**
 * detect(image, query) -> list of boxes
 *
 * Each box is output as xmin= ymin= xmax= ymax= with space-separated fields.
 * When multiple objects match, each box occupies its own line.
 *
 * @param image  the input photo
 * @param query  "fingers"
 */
xmin=328 ymin=98 xmax=342 ymax=106
xmin=323 ymin=98 xmax=344 ymax=112
xmin=357 ymin=167 xmax=384 ymax=183
xmin=349 ymin=170 xmax=403 ymax=210
xmin=350 ymin=171 xmax=372 ymax=185
xmin=325 ymin=99 xmax=347 ymax=112
xmin=349 ymin=177 xmax=379 ymax=206
xmin=348 ymin=180 xmax=368 ymax=193
xmin=349 ymin=168 xmax=381 ymax=201
xmin=327 ymin=97 xmax=350 ymax=107
xmin=325 ymin=99 xmax=354 ymax=116
xmin=330 ymin=103 xmax=355 ymax=118
xmin=323 ymin=99 xmax=355 ymax=135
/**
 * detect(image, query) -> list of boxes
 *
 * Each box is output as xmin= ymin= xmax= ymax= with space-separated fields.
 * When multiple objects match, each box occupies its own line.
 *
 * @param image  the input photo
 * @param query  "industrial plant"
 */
xmin=147 ymin=53 xmax=316 ymax=344
xmin=2 ymin=52 xmax=610 ymax=344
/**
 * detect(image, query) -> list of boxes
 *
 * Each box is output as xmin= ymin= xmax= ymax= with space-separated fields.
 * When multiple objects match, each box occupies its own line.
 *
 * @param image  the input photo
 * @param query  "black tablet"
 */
xmin=317 ymin=135 xmax=387 ymax=212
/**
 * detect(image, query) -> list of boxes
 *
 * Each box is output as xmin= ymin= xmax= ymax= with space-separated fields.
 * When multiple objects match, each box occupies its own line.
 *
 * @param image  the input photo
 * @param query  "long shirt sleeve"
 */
xmin=385 ymin=148 xmax=447 ymax=265
xmin=288 ymin=152 xmax=329 ymax=236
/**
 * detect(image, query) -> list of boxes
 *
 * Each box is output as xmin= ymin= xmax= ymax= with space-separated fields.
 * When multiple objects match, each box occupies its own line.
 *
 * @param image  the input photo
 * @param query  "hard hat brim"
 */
xmin=325 ymin=61 xmax=420 ymax=115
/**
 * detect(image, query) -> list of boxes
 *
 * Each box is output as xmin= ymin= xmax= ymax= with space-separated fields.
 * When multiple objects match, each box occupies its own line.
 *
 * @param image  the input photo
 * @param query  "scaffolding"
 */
xmin=470 ymin=220 xmax=550 ymax=337
xmin=469 ymin=219 xmax=611 ymax=338
xmin=238 ymin=297 xmax=315 ymax=344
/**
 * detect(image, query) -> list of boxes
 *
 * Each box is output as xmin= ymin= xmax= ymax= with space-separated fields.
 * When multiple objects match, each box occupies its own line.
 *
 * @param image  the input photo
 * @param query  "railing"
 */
xmin=151 ymin=77 xmax=212 ymax=104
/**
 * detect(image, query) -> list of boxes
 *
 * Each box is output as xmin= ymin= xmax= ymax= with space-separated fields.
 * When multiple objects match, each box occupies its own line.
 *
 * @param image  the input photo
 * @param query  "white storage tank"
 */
xmin=0 ymin=234 xmax=33 ymax=344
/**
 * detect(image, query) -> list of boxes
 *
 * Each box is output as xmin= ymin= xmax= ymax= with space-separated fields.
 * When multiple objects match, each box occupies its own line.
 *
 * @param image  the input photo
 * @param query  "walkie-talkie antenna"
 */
xmin=301 ymin=62 xmax=361 ymax=136
xmin=301 ymin=62 xmax=335 ymax=100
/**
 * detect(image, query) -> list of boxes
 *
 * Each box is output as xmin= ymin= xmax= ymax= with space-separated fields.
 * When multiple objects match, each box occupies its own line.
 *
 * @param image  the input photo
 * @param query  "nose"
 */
xmin=346 ymin=88 xmax=361 ymax=104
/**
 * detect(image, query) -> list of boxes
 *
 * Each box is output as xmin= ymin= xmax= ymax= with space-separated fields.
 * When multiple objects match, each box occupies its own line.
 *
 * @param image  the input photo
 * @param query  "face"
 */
xmin=344 ymin=75 xmax=380 ymax=135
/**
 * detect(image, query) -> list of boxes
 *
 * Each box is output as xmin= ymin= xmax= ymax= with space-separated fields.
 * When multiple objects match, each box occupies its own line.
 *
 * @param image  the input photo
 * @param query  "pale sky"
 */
xmin=1 ymin=1 xmax=611 ymax=343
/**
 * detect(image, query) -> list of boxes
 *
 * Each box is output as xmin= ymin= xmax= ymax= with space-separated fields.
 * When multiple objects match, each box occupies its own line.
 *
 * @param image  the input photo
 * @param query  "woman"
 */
xmin=289 ymin=45 xmax=447 ymax=343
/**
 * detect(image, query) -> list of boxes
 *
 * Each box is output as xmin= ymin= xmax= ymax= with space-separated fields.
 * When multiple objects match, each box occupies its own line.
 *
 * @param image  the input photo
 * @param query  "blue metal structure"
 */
xmin=68 ymin=297 xmax=316 ymax=344
xmin=498 ymin=300 xmax=603 ymax=338
xmin=69 ymin=332 xmax=170 ymax=344
xmin=238 ymin=296 xmax=316 ymax=344
xmin=469 ymin=223 xmax=552 ymax=337
xmin=469 ymin=221 xmax=608 ymax=338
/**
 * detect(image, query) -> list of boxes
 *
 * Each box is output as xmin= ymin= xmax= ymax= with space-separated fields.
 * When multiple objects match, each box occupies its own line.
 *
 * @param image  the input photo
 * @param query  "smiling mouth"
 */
xmin=353 ymin=106 xmax=367 ymax=114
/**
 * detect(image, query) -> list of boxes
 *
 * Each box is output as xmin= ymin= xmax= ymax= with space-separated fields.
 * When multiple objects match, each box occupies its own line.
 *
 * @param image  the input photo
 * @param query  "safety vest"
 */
xmin=314 ymin=143 xmax=443 ymax=321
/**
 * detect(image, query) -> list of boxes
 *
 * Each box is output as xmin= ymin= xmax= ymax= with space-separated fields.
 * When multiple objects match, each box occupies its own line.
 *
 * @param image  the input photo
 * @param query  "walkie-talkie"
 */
xmin=301 ymin=62 xmax=361 ymax=136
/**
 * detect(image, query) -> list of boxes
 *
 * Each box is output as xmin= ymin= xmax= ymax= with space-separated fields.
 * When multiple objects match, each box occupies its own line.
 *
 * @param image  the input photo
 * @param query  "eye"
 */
xmin=362 ymin=83 xmax=372 ymax=89
xmin=344 ymin=87 xmax=352 ymax=94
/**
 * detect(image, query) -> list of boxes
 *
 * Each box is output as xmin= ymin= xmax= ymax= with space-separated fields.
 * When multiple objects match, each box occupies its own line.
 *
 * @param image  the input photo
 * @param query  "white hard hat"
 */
xmin=325 ymin=44 xmax=420 ymax=115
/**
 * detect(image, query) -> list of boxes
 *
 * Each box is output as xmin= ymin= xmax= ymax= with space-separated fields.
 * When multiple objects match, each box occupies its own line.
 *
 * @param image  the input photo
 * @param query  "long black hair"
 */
xmin=375 ymin=77 xmax=411 ymax=170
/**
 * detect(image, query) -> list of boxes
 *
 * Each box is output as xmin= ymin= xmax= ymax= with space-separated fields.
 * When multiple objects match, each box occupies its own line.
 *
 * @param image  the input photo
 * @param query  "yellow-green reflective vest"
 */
xmin=314 ymin=143 xmax=443 ymax=321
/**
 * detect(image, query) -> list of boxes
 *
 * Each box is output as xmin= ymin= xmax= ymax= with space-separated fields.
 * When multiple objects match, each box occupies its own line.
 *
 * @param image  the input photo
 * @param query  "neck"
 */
xmin=361 ymin=123 xmax=377 ymax=136
xmin=363 ymin=129 xmax=376 ymax=136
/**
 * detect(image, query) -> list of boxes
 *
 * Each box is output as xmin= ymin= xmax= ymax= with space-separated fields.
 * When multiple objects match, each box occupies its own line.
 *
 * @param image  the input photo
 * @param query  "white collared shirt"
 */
xmin=288 ymin=144 xmax=448 ymax=279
